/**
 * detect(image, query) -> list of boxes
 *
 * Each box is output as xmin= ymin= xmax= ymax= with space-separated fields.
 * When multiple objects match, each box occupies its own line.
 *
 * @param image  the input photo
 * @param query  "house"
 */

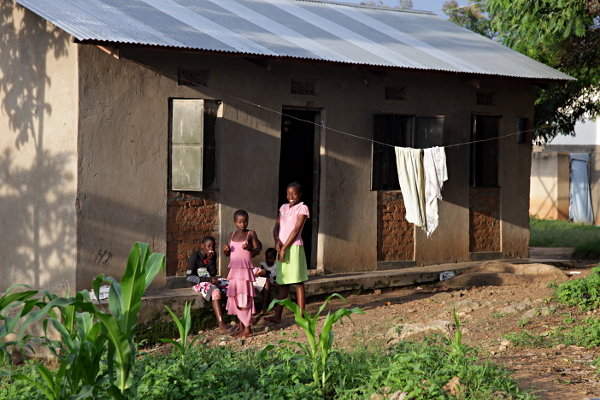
xmin=530 ymin=120 xmax=599 ymax=225
xmin=0 ymin=0 xmax=572 ymax=293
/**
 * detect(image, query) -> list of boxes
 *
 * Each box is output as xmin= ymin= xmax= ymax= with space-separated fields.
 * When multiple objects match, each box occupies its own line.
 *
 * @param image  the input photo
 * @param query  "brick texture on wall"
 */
xmin=167 ymin=192 xmax=219 ymax=276
xmin=377 ymin=191 xmax=414 ymax=261
xmin=469 ymin=187 xmax=500 ymax=252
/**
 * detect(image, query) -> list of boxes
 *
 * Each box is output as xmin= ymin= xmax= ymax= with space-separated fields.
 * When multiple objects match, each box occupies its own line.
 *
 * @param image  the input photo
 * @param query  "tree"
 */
xmin=398 ymin=0 xmax=413 ymax=9
xmin=485 ymin=0 xmax=600 ymax=142
xmin=442 ymin=0 xmax=495 ymax=39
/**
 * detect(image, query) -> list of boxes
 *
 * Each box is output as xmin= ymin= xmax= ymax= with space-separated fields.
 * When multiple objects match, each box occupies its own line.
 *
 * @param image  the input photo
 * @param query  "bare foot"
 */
xmin=221 ymin=324 xmax=238 ymax=334
xmin=233 ymin=329 xmax=253 ymax=338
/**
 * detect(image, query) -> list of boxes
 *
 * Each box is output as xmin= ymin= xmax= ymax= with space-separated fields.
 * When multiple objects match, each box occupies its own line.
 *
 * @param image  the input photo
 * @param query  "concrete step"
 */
xmin=303 ymin=258 xmax=575 ymax=297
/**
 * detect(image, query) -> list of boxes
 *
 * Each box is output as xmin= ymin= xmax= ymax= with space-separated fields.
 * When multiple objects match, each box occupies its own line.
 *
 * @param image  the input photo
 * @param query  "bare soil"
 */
xmin=196 ymin=259 xmax=600 ymax=400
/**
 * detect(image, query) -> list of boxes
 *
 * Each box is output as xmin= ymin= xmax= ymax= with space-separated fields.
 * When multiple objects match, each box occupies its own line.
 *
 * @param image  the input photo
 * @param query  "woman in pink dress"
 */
xmin=223 ymin=209 xmax=261 ymax=338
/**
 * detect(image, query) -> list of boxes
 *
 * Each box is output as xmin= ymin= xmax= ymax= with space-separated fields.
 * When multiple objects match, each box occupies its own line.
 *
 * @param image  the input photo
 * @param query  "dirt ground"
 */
xmin=196 ymin=259 xmax=600 ymax=400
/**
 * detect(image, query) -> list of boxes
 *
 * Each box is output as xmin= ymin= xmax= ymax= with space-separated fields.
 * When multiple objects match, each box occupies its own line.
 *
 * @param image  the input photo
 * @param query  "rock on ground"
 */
xmin=438 ymin=262 xmax=568 ymax=288
xmin=386 ymin=320 xmax=455 ymax=344
xmin=443 ymin=298 xmax=492 ymax=313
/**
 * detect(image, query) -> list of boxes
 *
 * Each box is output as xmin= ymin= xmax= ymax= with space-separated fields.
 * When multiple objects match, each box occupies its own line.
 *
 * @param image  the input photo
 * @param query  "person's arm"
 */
xmin=186 ymin=251 xmax=199 ymax=276
xmin=223 ymin=242 xmax=231 ymax=257
xmin=242 ymin=231 xmax=260 ymax=256
xmin=278 ymin=214 xmax=307 ymax=262
xmin=273 ymin=214 xmax=282 ymax=251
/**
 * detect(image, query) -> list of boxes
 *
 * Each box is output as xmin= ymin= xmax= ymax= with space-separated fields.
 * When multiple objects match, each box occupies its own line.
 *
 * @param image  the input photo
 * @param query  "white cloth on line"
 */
xmin=423 ymin=147 xmax=448 ymax=237
xmin=394 ymin=147 xmax=426 ymax=229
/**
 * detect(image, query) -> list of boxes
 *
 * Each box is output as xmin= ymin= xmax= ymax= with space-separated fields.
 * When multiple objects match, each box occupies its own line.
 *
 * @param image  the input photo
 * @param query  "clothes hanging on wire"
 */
xmin=423 ymin=147 xmax=448 ymax=237
xmin=394 ymin=147 xmax=426 ymax=230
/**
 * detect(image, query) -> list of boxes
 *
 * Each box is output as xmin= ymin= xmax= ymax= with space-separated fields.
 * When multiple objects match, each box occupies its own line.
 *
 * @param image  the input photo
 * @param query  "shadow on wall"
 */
xmin=76 ymin=193 xmax=166 ymax=288
xmin=0 ymin=149 xmax=75 ymax=290
xmin=0 ymin=1 xmax=72 ymax=291
xmin=530 ymin=176 xmax=559 ymax=219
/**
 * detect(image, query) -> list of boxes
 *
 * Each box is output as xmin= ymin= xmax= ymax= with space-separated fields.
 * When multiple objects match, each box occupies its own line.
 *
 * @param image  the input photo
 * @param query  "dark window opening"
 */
xmin=517 ymin=117 xmax=529 ymax=143
xmin=470 ymin=115 xmax=500 ymax=187
xmin=372 ymin=115 xmax=444 ymax=191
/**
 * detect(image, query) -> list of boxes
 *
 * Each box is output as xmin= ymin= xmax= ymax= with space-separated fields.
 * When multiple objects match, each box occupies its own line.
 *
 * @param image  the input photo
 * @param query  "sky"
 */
xmin=343 ymin=0 xmax=468 ymax=17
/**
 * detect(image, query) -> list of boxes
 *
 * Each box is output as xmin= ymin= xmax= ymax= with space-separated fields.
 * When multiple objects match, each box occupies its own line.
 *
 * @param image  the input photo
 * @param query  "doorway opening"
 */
xmin=279 ymin=109 xmax=320 ymax=269
xmin=469 ymin=115 xmax=502 ymax=255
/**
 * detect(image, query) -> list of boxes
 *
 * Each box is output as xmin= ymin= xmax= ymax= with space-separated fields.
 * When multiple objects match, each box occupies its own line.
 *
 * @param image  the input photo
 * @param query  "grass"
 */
xmin=529 ymin=216 xmax=600 ymax=258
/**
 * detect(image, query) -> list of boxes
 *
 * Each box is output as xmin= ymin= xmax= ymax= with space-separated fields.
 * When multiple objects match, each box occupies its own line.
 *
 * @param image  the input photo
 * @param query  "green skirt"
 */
xmin=276 ymin=245 xmax=308 ymax=285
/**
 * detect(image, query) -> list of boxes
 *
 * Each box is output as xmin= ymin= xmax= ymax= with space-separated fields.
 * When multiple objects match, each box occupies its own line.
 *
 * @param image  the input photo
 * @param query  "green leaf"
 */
xmin=159 ymin=338 xmax=185 ymax=354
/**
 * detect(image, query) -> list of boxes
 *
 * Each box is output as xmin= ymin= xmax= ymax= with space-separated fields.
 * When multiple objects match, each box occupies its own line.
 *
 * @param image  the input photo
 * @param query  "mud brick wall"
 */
xmin=377 ymin=192 xmax=414 ymax=261
xmin=469 ymin=188 xmax=500 ymax=252
xmin=166 ymin=192 xmax=219 ymax=276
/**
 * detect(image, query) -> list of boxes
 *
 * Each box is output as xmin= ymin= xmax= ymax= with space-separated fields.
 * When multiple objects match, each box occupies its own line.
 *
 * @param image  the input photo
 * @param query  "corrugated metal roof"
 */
xmin=15 ymin=0 xmax=573 ymax=81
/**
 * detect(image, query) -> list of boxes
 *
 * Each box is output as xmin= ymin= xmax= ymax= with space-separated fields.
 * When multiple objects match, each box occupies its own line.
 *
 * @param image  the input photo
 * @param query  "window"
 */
xmin=169 ymin=99 xmax=219 ymax=191
xmin=371 ymin=115 xmax=444 ymax=191
xmin=517 ymin=117 xmax=529 ymax=143
xmin=470 ymin=115 xmax=500 ymax=187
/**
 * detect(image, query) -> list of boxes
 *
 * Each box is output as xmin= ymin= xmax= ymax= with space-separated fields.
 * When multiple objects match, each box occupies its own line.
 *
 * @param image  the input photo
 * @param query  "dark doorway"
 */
xmin=279 ymin=109 xmax=320 ymax=268
xmin=470 ymin=115 xmax=501 ymax=188
xmin=469 ymin=115 xmax=502 ymax=253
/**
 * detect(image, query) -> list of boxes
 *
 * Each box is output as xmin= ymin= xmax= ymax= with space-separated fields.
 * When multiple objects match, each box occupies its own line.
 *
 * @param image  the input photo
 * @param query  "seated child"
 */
xmin=254 ymin=248 xmax=278 ymax=314
xmin=187 ymin=236 xmax=231 ymax=333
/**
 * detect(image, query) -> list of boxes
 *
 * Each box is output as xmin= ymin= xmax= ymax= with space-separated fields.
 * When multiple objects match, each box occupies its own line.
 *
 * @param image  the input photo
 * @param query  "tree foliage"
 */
xmin=485 ymin=0 xmax=600 ymax=142
xmin=442 ymin=0 xmax=495 ymax=39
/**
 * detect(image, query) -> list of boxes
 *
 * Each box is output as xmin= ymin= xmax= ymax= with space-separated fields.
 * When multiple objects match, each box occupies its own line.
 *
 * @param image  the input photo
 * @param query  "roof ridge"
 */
xmin=291 ymin=0 xmax=436 ymax=15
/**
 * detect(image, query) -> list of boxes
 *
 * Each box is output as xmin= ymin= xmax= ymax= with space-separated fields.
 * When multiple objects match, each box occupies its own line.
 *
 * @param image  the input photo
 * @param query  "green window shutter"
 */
xmin=171 ymin=99 xmax=204 ymax=191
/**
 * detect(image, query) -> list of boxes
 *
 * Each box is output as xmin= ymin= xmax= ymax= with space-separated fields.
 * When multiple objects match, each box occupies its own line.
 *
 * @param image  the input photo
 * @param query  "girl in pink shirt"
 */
xmin=265 ymin=182 xmax=309 ymax=323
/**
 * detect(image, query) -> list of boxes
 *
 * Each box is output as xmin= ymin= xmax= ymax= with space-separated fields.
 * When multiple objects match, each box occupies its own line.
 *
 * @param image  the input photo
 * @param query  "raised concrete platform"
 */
xmin=303 ymin=258 xmax=575 ymax=297
xmin=138 ymin=257 xmax=575 ymax=337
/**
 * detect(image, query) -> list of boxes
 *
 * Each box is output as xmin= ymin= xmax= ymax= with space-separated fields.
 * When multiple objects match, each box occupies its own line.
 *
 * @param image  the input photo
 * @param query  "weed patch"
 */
xmin=505 ymin=316 xmax=600 ymax=349
xmin=554 ymin=266 xmax=600 ymax=310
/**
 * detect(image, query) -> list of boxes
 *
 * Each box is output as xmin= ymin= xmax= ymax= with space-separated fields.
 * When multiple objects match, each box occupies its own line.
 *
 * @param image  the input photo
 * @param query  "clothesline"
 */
xmin=129 ymin=58 xmax=563 ymax=150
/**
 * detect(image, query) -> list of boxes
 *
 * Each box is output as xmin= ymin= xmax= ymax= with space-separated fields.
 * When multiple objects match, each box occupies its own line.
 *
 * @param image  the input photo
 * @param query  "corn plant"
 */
xmin=160 ymin=302 xmax=201 ymax=379
xmin=443 ymin=309 xmax=476 ymax=363
xmin=17 ymin=291 xmax=107 ymax=400
xmin=13 ymin=242 xmax=165 ymax=400
xmin=92 ymin=242 xmax=165 ymax=398
xmin=0 ymin=284 xmax=39 ymax=365
xmin=268 ymin=293 xmax=364 ymax=395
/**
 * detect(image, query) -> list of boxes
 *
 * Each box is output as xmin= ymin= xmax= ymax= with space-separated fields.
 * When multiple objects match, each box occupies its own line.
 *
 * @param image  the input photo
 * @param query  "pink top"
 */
xmin=228 ymin=231 xmax=261 ymax=275
xmin=229 ymin=231 xmax=252 ymax=260
xmin=278 ymin=202 xmax=310 ymax=246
